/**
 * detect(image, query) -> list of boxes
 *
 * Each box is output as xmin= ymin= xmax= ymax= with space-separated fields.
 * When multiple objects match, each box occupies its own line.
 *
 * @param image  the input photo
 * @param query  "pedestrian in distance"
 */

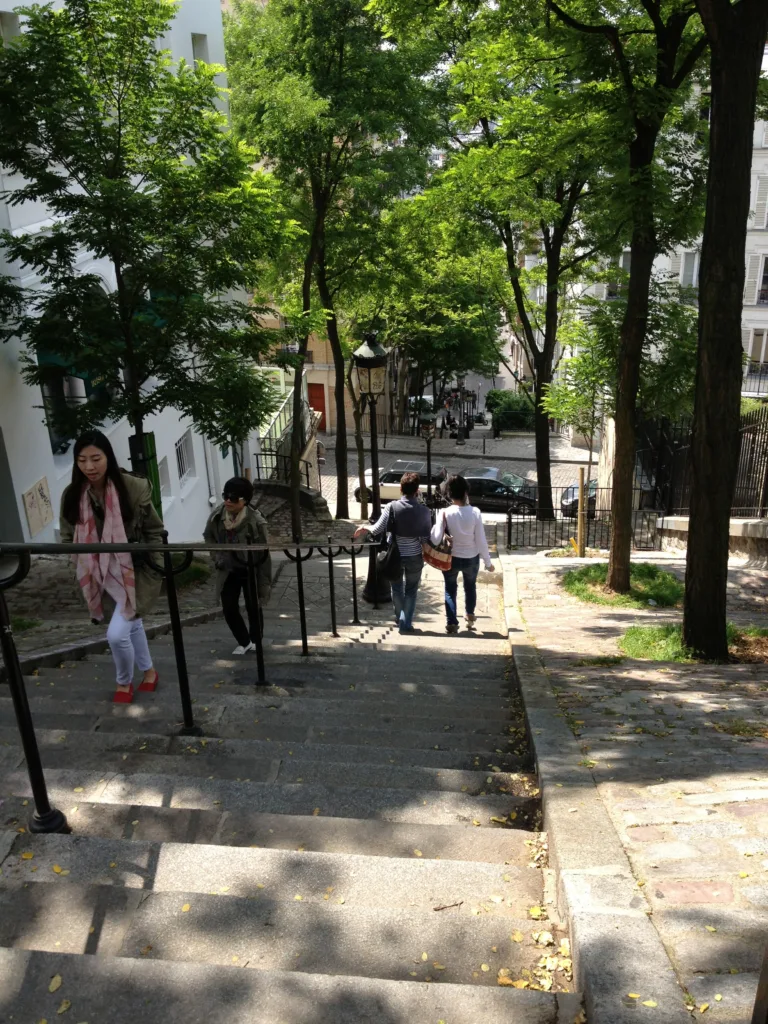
xmin=59 ymin=430 xmax=163 ymax=704
xmin=353 ymin=471 xmax=432 ymax=633
xmin=430 ymin=473 xmax=495 ymax=634
xmin=204 ymin=476 xmax=272 ymax=654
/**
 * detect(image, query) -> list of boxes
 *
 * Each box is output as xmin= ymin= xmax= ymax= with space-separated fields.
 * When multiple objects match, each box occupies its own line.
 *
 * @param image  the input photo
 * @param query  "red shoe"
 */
xmin=113 ymin=684 xmax=134 ymax=704
xmin=138 ymin=670 xmax=159 ymax=693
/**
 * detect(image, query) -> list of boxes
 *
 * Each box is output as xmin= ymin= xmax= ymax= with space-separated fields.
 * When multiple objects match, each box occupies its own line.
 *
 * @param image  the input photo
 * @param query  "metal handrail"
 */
xmin=0 ymin=537 xmax=379 ymax=836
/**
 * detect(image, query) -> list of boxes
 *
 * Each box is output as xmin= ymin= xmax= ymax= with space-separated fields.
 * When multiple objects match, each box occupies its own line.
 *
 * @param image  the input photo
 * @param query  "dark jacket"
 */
xmin=203 ymin=503 xmax=272 ymax=604
xmin=59 ymin=472 xmax=164 ymax=618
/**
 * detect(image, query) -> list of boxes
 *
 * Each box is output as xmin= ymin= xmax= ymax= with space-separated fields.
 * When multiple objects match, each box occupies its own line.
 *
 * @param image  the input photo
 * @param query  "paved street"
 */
xmin=507 ymin=553 xmax=768 ymax=1022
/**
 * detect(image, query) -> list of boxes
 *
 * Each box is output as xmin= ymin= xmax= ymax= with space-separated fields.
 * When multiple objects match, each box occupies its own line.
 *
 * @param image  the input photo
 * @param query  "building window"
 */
xmin=0 ymin=11 xmax=20 ymax=42
xmin=681 ymin=251 xmax=699 ymax=289
xmin=191 ymin=33 xmax=209 ymax=64
xmin=746 ymin=329 xmax=767 ymax=365
xmin=759 ymin=259 xmax=768 ymax=305
xmin=174 ymin=429 xmax=196 ymax=488
xmin=158 ymin=455 xmax=172 ymax=498
xmin=607 ymin=251 xmax=631 ymax=299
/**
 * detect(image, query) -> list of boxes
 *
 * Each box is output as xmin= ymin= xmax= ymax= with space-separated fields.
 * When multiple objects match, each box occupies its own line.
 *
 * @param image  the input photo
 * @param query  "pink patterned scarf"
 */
xmin=74 ymin=479 xmax=137 ymax=623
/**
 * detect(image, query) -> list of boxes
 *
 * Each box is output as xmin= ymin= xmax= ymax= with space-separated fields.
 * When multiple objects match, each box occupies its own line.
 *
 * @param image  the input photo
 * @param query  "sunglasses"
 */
xmin=222 ymin=492 xmax=246 ymax=502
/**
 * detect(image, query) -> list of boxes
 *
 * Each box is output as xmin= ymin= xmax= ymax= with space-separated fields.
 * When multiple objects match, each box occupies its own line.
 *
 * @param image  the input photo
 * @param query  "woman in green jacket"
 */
xmin=59 ymin=430 xmax=164 ymax=703
xmin=204 ymin=476 xmax=272 ymax=654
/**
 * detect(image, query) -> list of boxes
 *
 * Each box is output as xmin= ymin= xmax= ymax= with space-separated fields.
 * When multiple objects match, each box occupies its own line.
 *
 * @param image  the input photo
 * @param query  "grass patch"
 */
xmin=175 ymin=560 xmax=211 ymax=591
xmin=618 ymin=624 xmax=695 ymax=663
xmin=11 ymin=616 xmax=42 ymax=633
xmin=561 ymin=562 xmax=683 ymax=609
xmin=618 ymin=622 xmax=768 ymax=665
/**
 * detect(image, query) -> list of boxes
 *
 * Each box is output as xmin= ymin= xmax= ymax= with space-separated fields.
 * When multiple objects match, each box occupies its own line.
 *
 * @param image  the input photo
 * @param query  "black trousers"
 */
xmin=221 ymin=572 xmax=263 ymax=647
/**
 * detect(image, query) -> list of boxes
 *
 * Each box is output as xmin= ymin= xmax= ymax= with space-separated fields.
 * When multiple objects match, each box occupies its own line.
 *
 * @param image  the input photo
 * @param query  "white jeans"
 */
xmin=106 ymin=606 xmax=153 ymax=685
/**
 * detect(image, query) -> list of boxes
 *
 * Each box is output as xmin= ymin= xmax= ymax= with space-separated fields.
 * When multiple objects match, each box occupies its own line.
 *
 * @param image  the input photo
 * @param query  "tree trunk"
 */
xmin=396 ymin=353 xmax=409 ymax=433
xmin=606 ymin=129 xmax=659 ymax=592
xmin=315 ymin=253 xmax=349 ymax=519
xmin=346 ymin=357 xmax=368 ymax=520
xmin=534 ymin=367 xmax=555 ymax=519
xmin=290 ymin=217 xmax=324 ymax=542
xmin=683 ymin=4 xmax=768 ymax=659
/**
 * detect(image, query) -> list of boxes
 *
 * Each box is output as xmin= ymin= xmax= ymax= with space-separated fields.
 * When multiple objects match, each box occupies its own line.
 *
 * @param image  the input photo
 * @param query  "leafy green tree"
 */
xmin=373 ymin=2 xmax=619 ymax=518
xmin=546 ymin=0 xmax=708 ymax=591
xmin=682 ymin=0 xmax=768 ymax=660
xmin=0 ymin=0 xmax=286 ymax=476
xmin=225 ymin=0 xmax=439 ymax=532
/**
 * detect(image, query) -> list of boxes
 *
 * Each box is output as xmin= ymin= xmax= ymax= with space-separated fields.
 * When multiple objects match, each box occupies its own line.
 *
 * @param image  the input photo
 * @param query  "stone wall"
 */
xmin=658 ymin=516 xmax=768 ymax=568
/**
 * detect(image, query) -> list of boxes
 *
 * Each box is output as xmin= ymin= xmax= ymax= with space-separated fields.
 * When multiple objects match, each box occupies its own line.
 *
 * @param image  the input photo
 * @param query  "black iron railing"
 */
xmin=504 ymin=486 xmax=659 ymax=551
xmin=743 ymin=361 xmax=768 ymax=397
xmin=0 ymin=536 xmax=372 ymax=836
xmin=253 ymin=452 xmax=313 ymax=490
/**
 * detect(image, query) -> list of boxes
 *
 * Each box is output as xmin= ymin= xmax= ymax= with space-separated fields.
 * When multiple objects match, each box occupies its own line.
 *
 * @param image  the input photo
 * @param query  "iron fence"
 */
xmin=0 ymin=536 xmax=377 ymax=835
xmin=504 ymin=485 xmax=659 ymax=551
xmin=743 ymin=361 xmax=768 ymax=398
xmin=253 ymin=452 xmax=313 ymax=490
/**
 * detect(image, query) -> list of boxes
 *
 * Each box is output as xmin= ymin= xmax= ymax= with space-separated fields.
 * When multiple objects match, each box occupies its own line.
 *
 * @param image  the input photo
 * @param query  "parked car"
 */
xmin=474 ymin=412 xmax=488 ymax=425
xmin=449 ymin=466 xmax=536 ymax=513
xmin=560 ymin=479 xmax=598 ymax=519
xmin=354 ymin=459 xmax=448 ymax=503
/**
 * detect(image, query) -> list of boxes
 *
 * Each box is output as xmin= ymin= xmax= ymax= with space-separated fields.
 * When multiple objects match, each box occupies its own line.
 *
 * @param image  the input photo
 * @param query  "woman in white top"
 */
xmin=430 ymin=474 xmax=495 ymax=633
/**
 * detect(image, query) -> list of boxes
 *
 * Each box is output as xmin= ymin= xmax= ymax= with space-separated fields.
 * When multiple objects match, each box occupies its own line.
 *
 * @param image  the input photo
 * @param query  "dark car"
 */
xmin=560 ymin=479 xmax=598 ymax=519
xmin=450 ymin=466 xmax=536 ymax=513
xmin=354 ymin=459 xmax=448 ymax=502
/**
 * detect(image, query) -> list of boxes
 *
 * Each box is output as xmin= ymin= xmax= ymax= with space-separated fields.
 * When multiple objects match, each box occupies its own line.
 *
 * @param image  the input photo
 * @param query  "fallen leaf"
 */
xmin=529 ymin=906 xmax=544 ymax=919
xmin=739 ymin=872 xmax=749 ymax=878
xmin=131 ymin=820 xmax=139 ymax=826
xmin=109 ymin=862 xmax=117 ymax=869
xmin=21 ymin=852 xmax=33 ymax=861
xmin=181 ymin=903 xmax=191 ymax=913
xmin=313 ymin=808 xmax=320 ymax=816
xmin=57 ymin=1000 xmax=71 ymax=1015
xmin=73 ymin=787 xmax=83 ymax=793
xmin=421 ymin=952 xmax=428 ymax=961
xmin=140 ymin=945 xmax=152 ymax=955
xmin=481 ymin=963 xmax=490 ymax=972
xmin=413 ymin=849 xmax=423 ymax=857
xmin=497 ymin=976 xmax=516 ymax=987
xmin=472 ymin=820 xmax=481 ymax=827
xmin=626 ymin=994 xmax=640 ymax=1001
xmin=433 ymin=963 xmax=446 ymax=971
xmin=52 ymin=865 xmax=63 ymax=874
xmin=641 ymin=1000 xmax=657 ymax=1008
xmin=294 ymin=894 xmax=303 ymax=901
xmin=510 ymin=930 xmax=524 ymax=943
xmin=714 ymin=995 xmax=722 ymax=1002
xmin=699 ymin=1006 xmax=709 ymax=1014
xmin=49 ymin=975 xmax=62 ymax=993
xmin=705 ymin=925 xmax=717 ymax=933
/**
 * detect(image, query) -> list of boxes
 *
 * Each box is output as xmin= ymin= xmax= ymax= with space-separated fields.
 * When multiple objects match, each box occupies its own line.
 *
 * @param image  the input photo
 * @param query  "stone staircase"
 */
xmin=0 ymin=556 xmax=582 ymax=1023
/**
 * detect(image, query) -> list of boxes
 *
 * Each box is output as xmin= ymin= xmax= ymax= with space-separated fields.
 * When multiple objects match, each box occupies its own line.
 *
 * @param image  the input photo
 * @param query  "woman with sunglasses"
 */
xmin=204 ymin=476 xmax=272 ymax=653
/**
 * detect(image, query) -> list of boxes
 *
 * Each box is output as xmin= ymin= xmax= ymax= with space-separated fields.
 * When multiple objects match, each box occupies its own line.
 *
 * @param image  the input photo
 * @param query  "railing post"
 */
xmin=295 ymin=547 xmax=309 ymax=656
xmin=350 ymin=546 xmax=361 ymax=624
xmin=245 ymin=551 xmax=267 ymax=686
xmin=0 ymin=573 xmax=69 ymax=834
xmin=507 ymin=509 xmax=512 ymax=551
xmin=577 ymin=467 xmax=586 ymax=558
xmin=327 ymin=536 xmax=339 ymax=638
xmin=161 ymin=534 xmax=201 ymax=736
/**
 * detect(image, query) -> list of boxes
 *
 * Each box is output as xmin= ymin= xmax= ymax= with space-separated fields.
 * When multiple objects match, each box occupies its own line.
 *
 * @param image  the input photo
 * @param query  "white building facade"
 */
xmin=0 ymin=0 xmax=274 ymax=545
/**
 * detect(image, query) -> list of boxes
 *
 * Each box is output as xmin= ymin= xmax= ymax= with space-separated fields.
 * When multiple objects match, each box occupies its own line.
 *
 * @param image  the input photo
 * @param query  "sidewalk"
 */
xmin=344 ymin=427 xmax=595 ymax=466
xmin=503 ymin=552 xmax=768 ymax=1023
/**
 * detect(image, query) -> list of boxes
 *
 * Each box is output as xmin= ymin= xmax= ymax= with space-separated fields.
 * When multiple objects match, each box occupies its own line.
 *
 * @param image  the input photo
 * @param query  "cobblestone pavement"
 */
xmin=510 ymin=553 xmax=768 ymax=1021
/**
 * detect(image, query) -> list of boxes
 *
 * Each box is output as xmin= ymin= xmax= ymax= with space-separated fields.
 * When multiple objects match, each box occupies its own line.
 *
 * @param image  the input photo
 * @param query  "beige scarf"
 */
xmin=222 ymin=505 xmax=248 ymax=532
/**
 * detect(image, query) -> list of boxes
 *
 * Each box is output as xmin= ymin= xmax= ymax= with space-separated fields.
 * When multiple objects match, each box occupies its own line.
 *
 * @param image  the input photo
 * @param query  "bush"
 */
xmin=487 ymin=389 xmax=536 ymax=431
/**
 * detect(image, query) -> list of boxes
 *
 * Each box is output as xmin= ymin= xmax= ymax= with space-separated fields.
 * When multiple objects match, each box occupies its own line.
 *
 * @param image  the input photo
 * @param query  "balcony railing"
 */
xmin=743 ymin=360 xmax=768 ymax=397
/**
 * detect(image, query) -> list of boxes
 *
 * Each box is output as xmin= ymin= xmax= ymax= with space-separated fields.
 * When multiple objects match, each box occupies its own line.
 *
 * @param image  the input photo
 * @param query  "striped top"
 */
xmin=367 ymin=499 xmax=429 ymax=557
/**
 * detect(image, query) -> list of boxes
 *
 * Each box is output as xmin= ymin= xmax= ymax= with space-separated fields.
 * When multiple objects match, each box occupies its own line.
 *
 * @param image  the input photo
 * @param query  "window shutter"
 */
xmin=668 ymin=253 xmax=682 ymax=287
xmin=755 ymin=177 xmax=768 ymax=228
xmin=681 ymin=252 xmax=697 ymax=288
xmin=763 ymin=123 xmax=768 ymax=148
xmin=744 ymin=254 xmax=761 ymax=304
xmin=742 ymin=328 xmax=753 ymax=358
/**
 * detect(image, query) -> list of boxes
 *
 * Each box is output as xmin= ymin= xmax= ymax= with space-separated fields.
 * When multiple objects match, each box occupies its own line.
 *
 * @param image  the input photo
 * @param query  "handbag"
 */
xmin=422 ymin=512 xmax=453 ymax=571
xmin=376 ymin=505 xmax=403 ymax=582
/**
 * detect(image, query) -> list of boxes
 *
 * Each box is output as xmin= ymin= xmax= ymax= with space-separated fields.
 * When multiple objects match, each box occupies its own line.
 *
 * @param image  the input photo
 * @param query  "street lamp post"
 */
xmin=419 ymin=413 xmax=437 ymax=501
xmin=353 ymin=333 xmax=391 ymax=605
xmin=456 ymin=374 xmax=466 ymax=446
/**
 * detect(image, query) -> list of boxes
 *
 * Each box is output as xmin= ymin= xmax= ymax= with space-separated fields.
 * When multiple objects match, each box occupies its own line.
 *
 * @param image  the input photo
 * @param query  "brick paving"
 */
xmin=510 ymin=553 xmax=768 ymax=1021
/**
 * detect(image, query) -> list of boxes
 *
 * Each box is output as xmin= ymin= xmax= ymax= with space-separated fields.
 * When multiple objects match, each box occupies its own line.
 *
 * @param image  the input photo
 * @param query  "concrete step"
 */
xmin=0 ymin=768 xmax=537 ymax=829
xmin=1 ymin=796 xmax=537 ymax=863
xmin=32 ymin=747 xmax=534 ymax=797
xmin=1 ymin=833 xmax=544 ymax=912
xmin=0 ymin=947 xmax=570 ymax=1024
xmin=0 ymin=726 xmax=529 ymax=771
xmin=0 ymin=881 xmax=559 ymax=986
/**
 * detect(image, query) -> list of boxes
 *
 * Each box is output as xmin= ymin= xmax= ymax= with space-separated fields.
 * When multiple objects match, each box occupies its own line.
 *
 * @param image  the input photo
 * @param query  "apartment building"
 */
xmin=0 ymin=0 xmax=282 ymax=545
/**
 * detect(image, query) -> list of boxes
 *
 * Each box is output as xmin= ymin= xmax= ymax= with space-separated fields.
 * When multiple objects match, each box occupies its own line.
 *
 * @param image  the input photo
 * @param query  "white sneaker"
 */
xmin=465 ymin=614 xmax=477 ymax=629
xmin=232 ymin=642 xmax=256 ymax=655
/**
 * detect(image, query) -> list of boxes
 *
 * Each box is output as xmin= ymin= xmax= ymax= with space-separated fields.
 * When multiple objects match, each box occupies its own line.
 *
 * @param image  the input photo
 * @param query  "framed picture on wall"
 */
xmin=22 ymin=477 xmax=53 ymax=538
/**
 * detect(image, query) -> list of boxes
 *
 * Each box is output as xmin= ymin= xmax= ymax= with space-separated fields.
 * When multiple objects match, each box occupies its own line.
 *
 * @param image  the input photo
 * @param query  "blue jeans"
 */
xmin=443 ymin=555 xmax=480 ymax=626
xmin=391 ymin=555 xmax=424 ymax=629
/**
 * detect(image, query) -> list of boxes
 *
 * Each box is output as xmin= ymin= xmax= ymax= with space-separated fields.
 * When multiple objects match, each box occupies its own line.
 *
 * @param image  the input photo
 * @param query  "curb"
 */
xmin=500 ymin=554 xmax=690 ymax=1024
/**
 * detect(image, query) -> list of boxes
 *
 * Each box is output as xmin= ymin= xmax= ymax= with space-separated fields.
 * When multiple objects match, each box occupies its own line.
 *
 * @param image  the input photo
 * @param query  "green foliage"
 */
xmin=0 ymin=0 xmax=288 ymax=454
xmin=618 ymin=624 xmax=694 ymax=663
xmin=543 ymin=318 xmax=612 ymax=446
xmin=562 ymin=562 xmax=684 ymax=609
xmin=11 ymin=616 xmax=42 ymax=633
xmin=486 ymin=390 xmax=536 ymax=432
xmin=741 ymin=398 xmax=765 ymax=416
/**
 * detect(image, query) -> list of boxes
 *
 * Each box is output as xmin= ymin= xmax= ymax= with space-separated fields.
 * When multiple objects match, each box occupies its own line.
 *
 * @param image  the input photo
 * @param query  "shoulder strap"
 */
xmin=387 ymin=503 xmax=396 ymax=535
